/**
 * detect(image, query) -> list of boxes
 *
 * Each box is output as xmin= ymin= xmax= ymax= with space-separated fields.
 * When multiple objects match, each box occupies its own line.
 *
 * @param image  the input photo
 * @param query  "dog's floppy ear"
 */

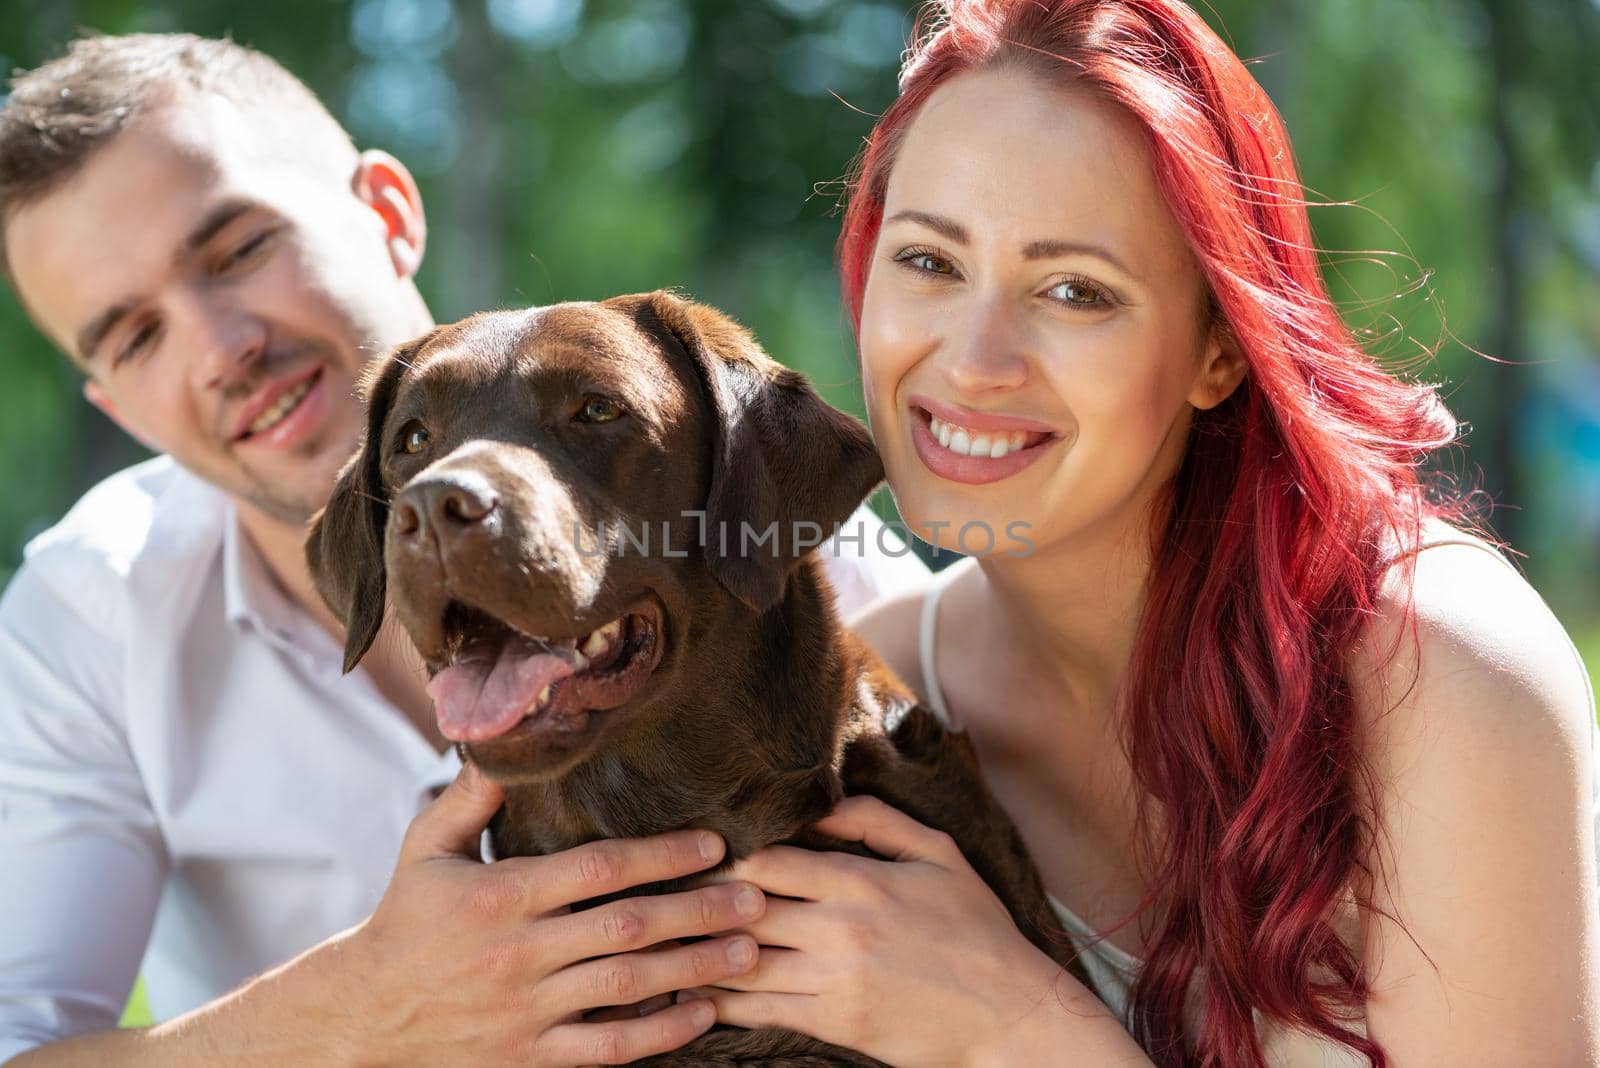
xmin=305 ymin=337 xmax=425 ymax=673
xmin=616 ymin=290 xmax=884 ymax=612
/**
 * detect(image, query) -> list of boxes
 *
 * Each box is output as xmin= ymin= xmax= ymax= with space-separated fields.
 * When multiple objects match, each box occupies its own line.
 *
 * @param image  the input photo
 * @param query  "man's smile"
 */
xmin=230 ymin=365 xmax=328 ymax=451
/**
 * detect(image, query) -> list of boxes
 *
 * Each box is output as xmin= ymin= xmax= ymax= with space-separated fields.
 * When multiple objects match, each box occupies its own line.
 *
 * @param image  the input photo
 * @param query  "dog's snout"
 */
xmin=395 ymin=472 xmax=500 ymax=543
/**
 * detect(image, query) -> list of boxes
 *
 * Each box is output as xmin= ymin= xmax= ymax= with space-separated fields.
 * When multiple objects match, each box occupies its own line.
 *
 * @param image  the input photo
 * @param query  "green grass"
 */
xmin=1577 ymin=624 xmax=1600 ymax=721
xmin=118 ymin=976 xmax=152 ymax=1029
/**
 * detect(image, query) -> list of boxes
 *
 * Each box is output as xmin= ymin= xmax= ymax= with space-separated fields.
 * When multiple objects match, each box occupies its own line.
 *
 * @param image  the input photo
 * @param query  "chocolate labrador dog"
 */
xmin=306 ymin=291 xmax=1083 ymax=1065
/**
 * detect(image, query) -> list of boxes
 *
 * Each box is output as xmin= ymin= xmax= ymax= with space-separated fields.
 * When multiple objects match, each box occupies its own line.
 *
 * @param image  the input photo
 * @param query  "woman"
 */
xmin=688 ymin=2 xmax=1600 ymax=1065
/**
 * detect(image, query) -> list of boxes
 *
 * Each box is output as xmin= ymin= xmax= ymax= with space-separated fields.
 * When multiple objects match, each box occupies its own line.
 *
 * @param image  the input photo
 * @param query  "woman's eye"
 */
xmin=575 ymin=396 xmax=624 ymax=424
xmin=1047 ymin=278 xmax=1110 ymax=307
xmin=401 ymin=424 xmax=431 ymax=454
xmin=895 ymin=248 xmax=956 ymax=276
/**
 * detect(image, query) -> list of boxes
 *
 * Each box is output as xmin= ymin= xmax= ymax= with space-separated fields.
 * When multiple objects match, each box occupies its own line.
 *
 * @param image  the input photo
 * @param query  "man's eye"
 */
xmin=114 ymin=321 xmax=160 ymax=367
xmin=575 ymin=396 xmax=624 ymax=424
xmin=401 ymin=423 xmax=431 ymax=454
xmin=215 ymin=231 xmax=274 ymax=275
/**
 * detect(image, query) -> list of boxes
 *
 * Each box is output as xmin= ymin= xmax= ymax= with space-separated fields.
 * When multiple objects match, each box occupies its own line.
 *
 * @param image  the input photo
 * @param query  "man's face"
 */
xmin=5 ymin=93 xmax=428 ymax=524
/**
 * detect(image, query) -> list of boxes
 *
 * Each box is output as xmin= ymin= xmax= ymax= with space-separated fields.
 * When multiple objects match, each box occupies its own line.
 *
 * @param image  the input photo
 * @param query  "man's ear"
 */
xmin=304 ymin=338 xmax=423 ymax=672
xmin=82 ymin=379 xmax=156 ymax=450
xmin=1189 ymin=318 xmax=1248 ymax=411
xmin=352 ymin=150 xmax=426 ymax=279
xmin=614 ymin=290 xmax=885 ymax=613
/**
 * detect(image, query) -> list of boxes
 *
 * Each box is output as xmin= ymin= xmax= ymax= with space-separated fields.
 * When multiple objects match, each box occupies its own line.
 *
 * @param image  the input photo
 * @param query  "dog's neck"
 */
xmin=492 ymin=556 xmax=854 ymax=862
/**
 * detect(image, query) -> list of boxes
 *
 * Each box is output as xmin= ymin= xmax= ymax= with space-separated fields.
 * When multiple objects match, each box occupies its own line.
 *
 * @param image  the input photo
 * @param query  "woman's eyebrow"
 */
xmin=884 ymin=209 xmax=969 ymax=245
xmin=886 ymin=209 xmax=1139 ymax=281
xmin=1022 ymin=238 xmax=1137 ymax=279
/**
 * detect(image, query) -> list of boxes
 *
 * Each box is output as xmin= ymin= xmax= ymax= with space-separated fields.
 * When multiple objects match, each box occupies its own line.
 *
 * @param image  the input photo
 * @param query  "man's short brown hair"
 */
xmin=0 ymin=32 xmax=357 ymax=278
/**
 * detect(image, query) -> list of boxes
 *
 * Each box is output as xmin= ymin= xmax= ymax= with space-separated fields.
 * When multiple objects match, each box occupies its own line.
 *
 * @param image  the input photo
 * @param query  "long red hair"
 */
xmin=839 ymin=2 xmax=1475 ymax=1064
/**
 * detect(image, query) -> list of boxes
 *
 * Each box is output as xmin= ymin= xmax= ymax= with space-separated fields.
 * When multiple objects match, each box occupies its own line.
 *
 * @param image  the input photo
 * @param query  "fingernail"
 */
xmin=727 ymin=937 xmax=755 ymax=968
xmin=690 ymin=1001 xmax=715 ymax=1027
xmin=734 ymin=886 xmax=762 ymax=919
xmin=698 ymin=832 xmax=722 ymax=864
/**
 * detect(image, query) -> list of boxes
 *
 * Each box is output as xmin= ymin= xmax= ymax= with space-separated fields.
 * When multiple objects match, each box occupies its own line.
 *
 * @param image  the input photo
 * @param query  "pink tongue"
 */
xmin=428 ymin=641 xmax=577 ymax=742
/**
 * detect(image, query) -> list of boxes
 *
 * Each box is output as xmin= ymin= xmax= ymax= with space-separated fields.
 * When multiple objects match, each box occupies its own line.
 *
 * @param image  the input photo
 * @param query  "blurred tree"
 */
xmin=0 ymin=0 xmax=1594 ymax=626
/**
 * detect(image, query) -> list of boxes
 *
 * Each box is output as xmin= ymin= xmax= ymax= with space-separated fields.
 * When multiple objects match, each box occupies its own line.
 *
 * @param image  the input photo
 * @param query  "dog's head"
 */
xmin=306 ymin=290 xmax=882 ymax=783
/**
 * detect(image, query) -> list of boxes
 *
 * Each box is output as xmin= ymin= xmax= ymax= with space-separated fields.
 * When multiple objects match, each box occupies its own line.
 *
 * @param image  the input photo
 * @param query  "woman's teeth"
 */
xmin=247 ymin=378 xmax=314 ymax=435
xmin=928 ymin=414 xmax=1032 ymax=459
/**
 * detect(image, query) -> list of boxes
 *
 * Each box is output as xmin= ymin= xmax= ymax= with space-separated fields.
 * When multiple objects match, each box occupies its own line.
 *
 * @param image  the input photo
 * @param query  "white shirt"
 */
xmin=0 ymin=456 xmax=927 ymax=1060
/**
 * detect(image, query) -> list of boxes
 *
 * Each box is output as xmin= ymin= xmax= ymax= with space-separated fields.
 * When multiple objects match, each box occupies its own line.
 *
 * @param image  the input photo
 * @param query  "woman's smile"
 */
xmin=907 ymin=394 xmax=1062 ymax=485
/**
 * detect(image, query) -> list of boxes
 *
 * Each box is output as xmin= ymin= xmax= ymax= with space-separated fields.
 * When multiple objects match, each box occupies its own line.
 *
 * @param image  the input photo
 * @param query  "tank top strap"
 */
xmin=917 ymin=557 xmax=975 ymax=730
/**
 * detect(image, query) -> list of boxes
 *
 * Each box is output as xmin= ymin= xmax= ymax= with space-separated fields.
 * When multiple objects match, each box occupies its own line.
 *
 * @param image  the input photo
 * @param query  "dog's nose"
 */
xmin=394 ymin=472 xmax=500 ymax=542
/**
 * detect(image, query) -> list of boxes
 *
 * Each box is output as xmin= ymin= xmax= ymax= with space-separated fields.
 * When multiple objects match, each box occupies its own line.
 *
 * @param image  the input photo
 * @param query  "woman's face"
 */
xmin=859 ymin=64 xmax=1242 ymax=559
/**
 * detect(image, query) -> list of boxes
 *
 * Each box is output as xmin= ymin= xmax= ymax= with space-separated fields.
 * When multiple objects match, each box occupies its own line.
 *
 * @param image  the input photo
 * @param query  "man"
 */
xmin=0 ymin=33 xmax=927 ymax=1064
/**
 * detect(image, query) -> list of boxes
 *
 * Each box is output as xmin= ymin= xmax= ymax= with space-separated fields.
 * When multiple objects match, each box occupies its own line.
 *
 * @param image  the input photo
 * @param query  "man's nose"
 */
xmin=180 ymin=294 xmax=268 ymax=390
xmin=393 ymin=471 xmax=501 ymax=547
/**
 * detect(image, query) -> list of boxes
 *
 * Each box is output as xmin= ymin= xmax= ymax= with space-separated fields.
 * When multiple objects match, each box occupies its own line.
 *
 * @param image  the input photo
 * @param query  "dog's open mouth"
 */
xmin=425 ymin=599 xmax=665 ymax=743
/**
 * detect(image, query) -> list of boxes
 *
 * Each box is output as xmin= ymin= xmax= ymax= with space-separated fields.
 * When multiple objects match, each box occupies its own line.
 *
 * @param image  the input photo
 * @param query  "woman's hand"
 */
xmin=686 ymin=796 xmax=1136 ymax=1068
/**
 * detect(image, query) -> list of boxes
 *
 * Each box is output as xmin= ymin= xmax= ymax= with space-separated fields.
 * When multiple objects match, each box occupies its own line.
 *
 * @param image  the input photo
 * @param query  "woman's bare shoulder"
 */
xmin=1349 ymin=526 xmax=1593 ymax=745
xmin=1347 ymin=530 xmax=1600 ymax=1060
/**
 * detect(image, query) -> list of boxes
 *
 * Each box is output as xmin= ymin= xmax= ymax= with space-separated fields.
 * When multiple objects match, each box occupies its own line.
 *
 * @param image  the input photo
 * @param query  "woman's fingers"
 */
xmin=810 ymin=795 xmax=961 ymax=864
xmin=731 ymin=895 xmax=818 ymax=950
xmin=702 ymin=946 xmax=819 ymax=994
xmin=681 ymin=988 xmax=819 ymax=1037
xmin=726 ymin=844 xmax=869 ymax=900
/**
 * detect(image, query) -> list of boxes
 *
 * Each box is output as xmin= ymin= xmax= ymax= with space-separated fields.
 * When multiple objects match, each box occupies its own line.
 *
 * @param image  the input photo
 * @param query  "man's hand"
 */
xmin=332 ymin=762 xmax=764 ymax=1065
xmin=11 ymin=762 xmax=763 ymax=1068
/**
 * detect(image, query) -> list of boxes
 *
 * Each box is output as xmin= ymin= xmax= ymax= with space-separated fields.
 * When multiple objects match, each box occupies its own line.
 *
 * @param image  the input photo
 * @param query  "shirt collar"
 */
xmin=221 ymin=508 xmax=320 ymax=652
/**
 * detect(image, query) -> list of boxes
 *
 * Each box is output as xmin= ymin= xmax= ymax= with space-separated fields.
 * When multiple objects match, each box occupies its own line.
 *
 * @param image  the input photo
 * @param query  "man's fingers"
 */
xmin=400 ymin=762 xmax=504 ymax=862
xmin=541 ymin=882 xmax=766 ymax=959
xmin=542 ymin=935 xmax=758 ymax=1016
xmin=537 ymin=1000 xmax=716 ymax=1065
xmin=811 ymin=795 xmax=957 ymax=864
xmin=527 ymin=830 xmax=727 ymax=909
xmin=581 ymin=992 xmax=676 ymax=1023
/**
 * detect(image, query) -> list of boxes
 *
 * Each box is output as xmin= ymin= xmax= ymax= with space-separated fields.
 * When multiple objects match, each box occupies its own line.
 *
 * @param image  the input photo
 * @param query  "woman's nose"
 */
xmin=934 ymin=296 xmax=1029 ymax=396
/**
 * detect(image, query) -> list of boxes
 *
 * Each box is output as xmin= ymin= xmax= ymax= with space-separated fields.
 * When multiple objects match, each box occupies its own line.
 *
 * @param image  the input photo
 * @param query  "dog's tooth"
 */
xmin=581 ymin=627 xmax=610 ymax=658
xmin=536 ymin=684 xmax=552 ymax=706
xmin=572 ymin=651 xmax=590 ymax=672
xmin=599 ymin=619 xmax=623 ymax=643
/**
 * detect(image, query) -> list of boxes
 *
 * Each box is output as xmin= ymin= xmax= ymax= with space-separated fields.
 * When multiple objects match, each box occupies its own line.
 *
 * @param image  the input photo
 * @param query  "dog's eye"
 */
xmin=575 ymin=396 xmax=624 ymax=424
xmin=401 ymin=423 xmax=431 ymax=454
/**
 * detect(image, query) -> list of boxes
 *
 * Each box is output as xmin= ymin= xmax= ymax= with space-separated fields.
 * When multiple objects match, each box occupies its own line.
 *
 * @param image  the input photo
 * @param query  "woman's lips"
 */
xmin=908 ymin=402 xmax=1060 ymax=485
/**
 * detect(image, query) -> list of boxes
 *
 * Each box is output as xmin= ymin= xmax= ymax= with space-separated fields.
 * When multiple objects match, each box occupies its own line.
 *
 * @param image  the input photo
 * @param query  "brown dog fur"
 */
xmin=306 ymin=291 xmax=1086 ymax=1065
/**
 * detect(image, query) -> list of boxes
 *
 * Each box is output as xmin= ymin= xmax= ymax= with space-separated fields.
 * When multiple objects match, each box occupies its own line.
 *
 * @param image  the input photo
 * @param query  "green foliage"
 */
xmin=0 ymin=0 xmax=1594 ymax=601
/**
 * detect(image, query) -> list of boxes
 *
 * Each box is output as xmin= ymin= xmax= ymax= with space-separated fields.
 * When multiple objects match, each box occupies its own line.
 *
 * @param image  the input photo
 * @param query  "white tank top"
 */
xmin=915 ymin=524 xmax=1600 ymax=1064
